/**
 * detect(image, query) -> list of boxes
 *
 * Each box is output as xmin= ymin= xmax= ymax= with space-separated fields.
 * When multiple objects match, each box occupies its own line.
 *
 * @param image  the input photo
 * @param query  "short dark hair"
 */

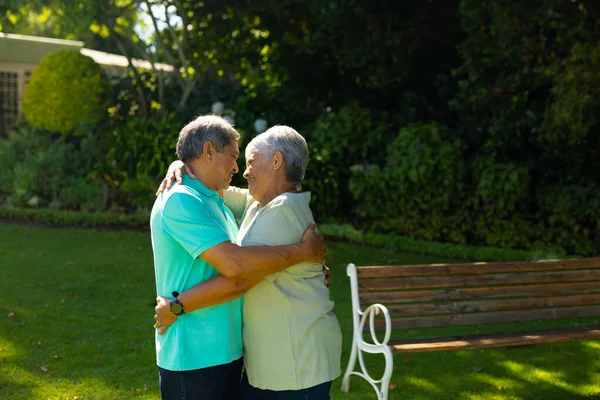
xmin=176 ymin=115 xmax=240 ymax=162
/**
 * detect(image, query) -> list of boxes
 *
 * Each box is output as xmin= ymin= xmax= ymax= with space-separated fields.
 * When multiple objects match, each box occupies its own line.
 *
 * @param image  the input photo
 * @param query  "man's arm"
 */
xmin=178 ymin=210 xmax=326 ymax=309
xmin=177 ymin=274 xmax=260 ymax=310
xmin=154 ymin=274 xmax=260 ymax=335
xmin=153 ymin=223 xmax=324 ymax=334
xmin=162 ymin=192 xmax=325 ymax=282
xmin=200 ymin=223 xmax=323 ymax=280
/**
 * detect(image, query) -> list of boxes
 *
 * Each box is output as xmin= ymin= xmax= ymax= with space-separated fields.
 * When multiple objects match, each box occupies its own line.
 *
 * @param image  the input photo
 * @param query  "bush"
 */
xmin=100 ymin=115 xmax=183 ymax=211
xmin=0 ymin=114 xmax=186 ymax=214
xmin=0 ymin=124 xmax=107 ymax=211
xmin=537 ymin=184 xmax=600 ymax=256
xmin=303 ymin=103 xmax=392 ymax=220
xmin=0 ymin=125 xmax=69 ymax=206
xmin=23 ymin=50 xmax=112 ymax=135
xmin=119 ymin=176 xmax=159 ymax=213
xmin=470 ymin=158 xmax=533 ymax=248
xmin=349 ymin=123 xmax=468 ymax=243
xmin=103 ymin=115 xmax=180 ymax=182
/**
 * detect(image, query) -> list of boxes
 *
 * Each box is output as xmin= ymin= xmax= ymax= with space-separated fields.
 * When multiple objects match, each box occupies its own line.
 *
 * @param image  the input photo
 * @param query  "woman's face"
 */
xmin=243 ymin=151 xmax=273 ymax=201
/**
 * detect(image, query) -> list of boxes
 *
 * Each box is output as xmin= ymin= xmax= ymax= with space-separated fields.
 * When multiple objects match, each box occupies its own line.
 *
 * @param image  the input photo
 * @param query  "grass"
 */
xmin=1 ymin=222 xmax=599 ymax=399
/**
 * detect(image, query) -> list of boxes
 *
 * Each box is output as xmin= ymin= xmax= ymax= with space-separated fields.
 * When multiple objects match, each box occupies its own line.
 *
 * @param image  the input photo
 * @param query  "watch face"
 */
xmin=171 ymin=302 xmax=183 ymax=314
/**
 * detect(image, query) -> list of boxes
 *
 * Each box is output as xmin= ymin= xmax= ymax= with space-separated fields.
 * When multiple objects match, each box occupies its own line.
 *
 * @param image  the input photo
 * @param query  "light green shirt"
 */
xmin=225 ymin=187 xmax=342 ymax=390
xmin=150 ymin=176 xmax=243 ymax=371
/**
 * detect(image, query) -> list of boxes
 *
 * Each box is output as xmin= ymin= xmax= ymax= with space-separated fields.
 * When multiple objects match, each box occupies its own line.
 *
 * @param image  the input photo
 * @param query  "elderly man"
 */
xmin=150 ymin=116 xmax=325 ymax=400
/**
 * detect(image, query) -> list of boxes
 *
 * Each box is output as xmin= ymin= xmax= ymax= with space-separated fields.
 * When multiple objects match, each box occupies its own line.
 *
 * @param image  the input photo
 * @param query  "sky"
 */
xmin=135 ymin=2 xmax=182 ymax=43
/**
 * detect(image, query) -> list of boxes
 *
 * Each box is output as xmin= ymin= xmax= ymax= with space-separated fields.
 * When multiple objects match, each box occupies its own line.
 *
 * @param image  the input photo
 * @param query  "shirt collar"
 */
xmin=182 ymin=175 xmax=218 ymax=198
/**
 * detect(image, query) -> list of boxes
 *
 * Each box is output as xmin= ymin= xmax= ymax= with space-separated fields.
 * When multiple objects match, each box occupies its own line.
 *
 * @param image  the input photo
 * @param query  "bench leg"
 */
xmin=380 ymin=348 xmax=393 ymax=400
xmin=341 ymin=339 xmax=358 ymax=392
xmin=341 ymin=337 xmax=394 ymax=400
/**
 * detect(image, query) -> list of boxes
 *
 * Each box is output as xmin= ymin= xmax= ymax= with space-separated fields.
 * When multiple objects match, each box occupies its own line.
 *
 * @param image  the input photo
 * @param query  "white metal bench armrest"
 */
xmin=342 ymin=263 xmax=394 ymax=399
xmin=360 ymin=303 xmax=392 ymax=346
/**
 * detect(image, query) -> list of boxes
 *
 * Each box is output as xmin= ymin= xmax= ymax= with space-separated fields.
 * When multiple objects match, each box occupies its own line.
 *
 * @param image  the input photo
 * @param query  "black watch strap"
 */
xmin=170 ymin=291 xmax=185 ymax=315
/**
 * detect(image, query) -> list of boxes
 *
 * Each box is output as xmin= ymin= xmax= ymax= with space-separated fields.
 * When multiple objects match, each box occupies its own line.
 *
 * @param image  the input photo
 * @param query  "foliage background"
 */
xmin=1 ymin=0 xmax=599 ymax=255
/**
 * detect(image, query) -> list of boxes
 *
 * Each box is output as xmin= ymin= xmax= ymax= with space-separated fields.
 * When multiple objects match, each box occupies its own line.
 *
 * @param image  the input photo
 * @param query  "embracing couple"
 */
xmin=150 ymin=115 xmax=342 ymax=400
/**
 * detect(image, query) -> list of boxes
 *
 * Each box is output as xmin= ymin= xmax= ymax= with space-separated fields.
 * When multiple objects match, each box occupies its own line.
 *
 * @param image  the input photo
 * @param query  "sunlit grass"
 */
xmin=1 ymin=223 xmax=600 ymax=399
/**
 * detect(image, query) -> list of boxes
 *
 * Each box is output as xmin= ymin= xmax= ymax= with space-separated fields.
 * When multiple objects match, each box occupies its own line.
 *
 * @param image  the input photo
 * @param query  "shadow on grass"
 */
xmin=338 ymin=336 xmax=600 ymax=400
xmin=464 ymin=340 xmax=600 ymax=400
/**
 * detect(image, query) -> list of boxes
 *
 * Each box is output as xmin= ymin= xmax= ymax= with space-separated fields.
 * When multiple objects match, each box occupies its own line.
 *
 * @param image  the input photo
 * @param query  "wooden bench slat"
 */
xmin=386 ymin=293 xmax=600 ymax=317
xmin=357 ymin=257 xmax=600 ymax=278
xmin=389 ymin=325 xmax=600 ymax=353
xmin=360 ymin=281 xmax=600 ymax=305
xmin=372 ymin=305 xmax=600 ymax=331
xmin=359 ymin=269 xmax=600 ymax=291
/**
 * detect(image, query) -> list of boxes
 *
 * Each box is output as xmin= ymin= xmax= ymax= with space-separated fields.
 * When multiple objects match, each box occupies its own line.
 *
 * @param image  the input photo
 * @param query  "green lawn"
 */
xmin=1 ymin=223 xmax=599 ymax=399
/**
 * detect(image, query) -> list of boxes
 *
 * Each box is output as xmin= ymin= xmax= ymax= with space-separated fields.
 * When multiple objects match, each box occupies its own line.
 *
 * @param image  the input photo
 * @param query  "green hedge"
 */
xmin=0 ymin=207 xmax=556 ymax=262
xmin=0 ymin=206 xmax=149 ymax=230
xmin=318 ymin=223 xmax=564 ymax=262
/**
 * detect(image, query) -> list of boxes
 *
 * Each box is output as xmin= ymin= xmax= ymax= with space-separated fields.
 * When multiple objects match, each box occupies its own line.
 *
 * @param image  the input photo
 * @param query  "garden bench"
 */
xmin=341 ymin=257 xmax=600 ymax=400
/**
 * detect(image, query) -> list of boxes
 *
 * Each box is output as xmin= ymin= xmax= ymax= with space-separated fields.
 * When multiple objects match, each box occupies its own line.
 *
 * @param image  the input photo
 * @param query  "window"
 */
xmin=0 ymin=67 xmax=34 ymax=138
xmin=0 ymin=71 xmax=19 ymax=138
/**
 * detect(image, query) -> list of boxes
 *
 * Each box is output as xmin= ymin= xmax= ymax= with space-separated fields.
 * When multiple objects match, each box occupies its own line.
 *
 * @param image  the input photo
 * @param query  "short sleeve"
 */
xmin=162 ymin=192 xmax=231 ymax=258
xmin=242 ymin=204 xmax=304 ymax=283
xmin=224 ymin=186 xmax=252 ymax=222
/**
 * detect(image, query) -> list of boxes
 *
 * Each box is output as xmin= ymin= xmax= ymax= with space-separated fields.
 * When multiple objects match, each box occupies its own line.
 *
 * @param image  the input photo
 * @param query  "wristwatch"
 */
xmin=169 ymin=291 xmax=185 ymax=316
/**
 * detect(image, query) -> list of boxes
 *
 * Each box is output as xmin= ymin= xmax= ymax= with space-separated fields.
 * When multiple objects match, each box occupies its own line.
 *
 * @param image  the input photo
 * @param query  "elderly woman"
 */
xmin=155 ymin=125 xmax=342 ymax=400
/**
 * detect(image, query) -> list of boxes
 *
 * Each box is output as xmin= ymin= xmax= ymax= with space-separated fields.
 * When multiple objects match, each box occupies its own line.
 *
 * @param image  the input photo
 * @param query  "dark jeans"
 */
xmin=240 ymin=373 xmax=332 ymax=400
xmin=158 ymin=357 xmax=243 ymax=400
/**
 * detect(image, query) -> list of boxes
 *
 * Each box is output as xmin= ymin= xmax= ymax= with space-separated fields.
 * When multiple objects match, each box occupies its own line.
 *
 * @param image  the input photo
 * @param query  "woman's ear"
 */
xmin=272 ymin=151 xmax=284 ymax=171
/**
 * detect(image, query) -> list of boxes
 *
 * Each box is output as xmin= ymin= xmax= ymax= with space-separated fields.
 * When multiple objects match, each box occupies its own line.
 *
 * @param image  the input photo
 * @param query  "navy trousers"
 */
xmin=240 ymin=373 xmax=332 ymax=400
xmin=158 ymin=357 xmax=243 ymax=400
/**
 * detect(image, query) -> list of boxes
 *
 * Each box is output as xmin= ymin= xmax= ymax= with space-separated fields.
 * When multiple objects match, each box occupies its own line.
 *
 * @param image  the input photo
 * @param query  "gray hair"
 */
xmin=246 ymin=125 xmax=309 ymax=184
xmin=176 ymin=115 xmax=240 ymax=162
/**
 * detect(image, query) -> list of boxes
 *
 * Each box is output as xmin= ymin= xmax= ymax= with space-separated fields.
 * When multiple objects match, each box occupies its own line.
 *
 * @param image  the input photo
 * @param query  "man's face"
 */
xmin=212 ymin=139 xmax=240 ymax=190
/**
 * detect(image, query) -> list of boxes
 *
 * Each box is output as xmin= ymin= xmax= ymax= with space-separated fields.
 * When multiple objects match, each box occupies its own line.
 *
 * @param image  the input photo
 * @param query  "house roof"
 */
xmin=0 ymin=32 xmax=83 ymax=64
xmin=0 ymin=32 xmax=84 ymax=47
xmin=81 ymin=48 xmax=173 ymax=72
xmin=0 ymin=33 xmax=173 ymax=72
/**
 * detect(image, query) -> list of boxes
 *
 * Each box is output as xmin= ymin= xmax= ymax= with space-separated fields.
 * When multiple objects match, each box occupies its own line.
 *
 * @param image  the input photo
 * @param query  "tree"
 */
xmin=2 ymin=0 xmax=203 ymax=116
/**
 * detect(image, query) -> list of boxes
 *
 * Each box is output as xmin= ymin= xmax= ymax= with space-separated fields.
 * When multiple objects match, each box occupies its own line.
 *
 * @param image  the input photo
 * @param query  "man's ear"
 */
xmin=272 ymin=151 xmax=284 ymax=171
xmin=203 ymin=141 xmax=215 ymax=160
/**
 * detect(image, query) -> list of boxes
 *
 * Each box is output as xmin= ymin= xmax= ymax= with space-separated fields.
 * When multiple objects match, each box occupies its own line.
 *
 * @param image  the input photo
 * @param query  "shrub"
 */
xmin=103 ymin=115 xmax=180 ymax=181
xmin=101 ymin=115 xmax=183 ymax=211
xmin=303 ymin=103 xmax=392 ymax=220
xmin=0 ymin=125 xmax=71 ymax=205
xmin=0 ymin=124 xmax=107 ymax=211
xmin=470 ymin=158 xmax=533 ymax=248
xmin=349 ymin=123 xmax=468 ymax=243
xmin=119 ymin=176 xmax=159 ymax=212
xmin=537 ymin=184 xmax=600 ymax=256
xmin=59 ymin=176 xmax=107 ymax=213
xmin=23 ymin=50 xmax=112 ymax=135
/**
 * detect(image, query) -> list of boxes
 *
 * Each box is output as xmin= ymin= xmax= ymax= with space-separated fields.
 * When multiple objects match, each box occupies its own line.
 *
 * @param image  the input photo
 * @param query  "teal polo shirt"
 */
xmin=150 ymin=175 xmax=242 ymax=371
